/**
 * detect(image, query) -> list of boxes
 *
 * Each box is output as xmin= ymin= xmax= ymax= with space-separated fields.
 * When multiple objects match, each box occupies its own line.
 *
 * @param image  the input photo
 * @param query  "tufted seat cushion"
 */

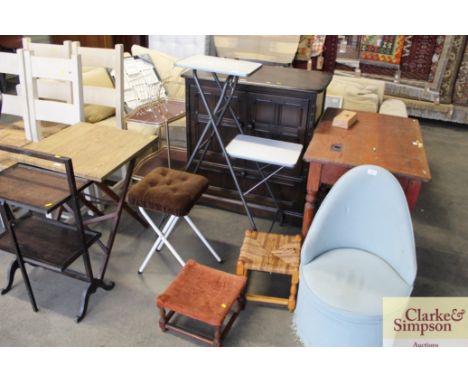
xmin=128 ymin=167 xmax=208 ymax=216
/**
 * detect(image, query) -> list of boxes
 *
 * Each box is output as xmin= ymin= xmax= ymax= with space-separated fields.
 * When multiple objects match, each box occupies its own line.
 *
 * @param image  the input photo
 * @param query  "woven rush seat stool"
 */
xmin=157 ymin=260 xmax=247 ymax=346
xmin=128 ymin=167 xmax=222 ymax=271
xmin=236 ymin=230 xmax=302 ymax=311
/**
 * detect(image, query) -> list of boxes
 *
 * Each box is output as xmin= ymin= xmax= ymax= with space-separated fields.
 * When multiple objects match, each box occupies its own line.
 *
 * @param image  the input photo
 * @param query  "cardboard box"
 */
xmin=332 ymin=110 xmax=357 ymax=129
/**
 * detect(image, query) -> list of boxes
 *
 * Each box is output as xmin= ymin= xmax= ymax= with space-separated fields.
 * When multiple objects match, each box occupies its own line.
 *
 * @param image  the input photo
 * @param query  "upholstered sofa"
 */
xmin=332 ymin=35 xmax=467 ymax=124
xmin=326 ymin=75 xmax=408 ymax=117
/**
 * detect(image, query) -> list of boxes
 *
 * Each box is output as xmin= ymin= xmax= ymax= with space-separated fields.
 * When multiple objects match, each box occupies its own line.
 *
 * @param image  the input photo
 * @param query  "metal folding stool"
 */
xmin=127 ymin=167 xmax=222 ymax=272
xmin=176 ymin=55 xmax=303 ymax=230
xmin=137 ymin=208 xmax=222 ymax=271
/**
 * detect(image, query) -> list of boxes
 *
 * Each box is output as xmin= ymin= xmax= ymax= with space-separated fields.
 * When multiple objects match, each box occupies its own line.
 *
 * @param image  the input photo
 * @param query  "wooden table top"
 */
xmin=0 ymin=124 xmax=32 ymax=171
xmin=126 ymin=99 xmax=185 ymax=127
xmin=304 ymin=108 xmax=431 ymax=182
xmin=23 ymin=123 xmax=156 ymax=182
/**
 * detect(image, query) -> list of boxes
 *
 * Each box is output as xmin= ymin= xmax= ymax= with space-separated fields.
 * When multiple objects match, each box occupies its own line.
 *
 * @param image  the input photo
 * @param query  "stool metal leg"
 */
xmin=155 ymin=215 xmax=179 ymax=251
xmin=138 ymin=215 xmax=178 ymax=273
xmin=138 ymin=208 xmax=186 ymax=269
xmin=138 ymin=238 xmax=160 ymax=274
xmin=185 ymin=72 xmax=235 ymax=172
xmin=184 ymin=216 xmax=222 ymax=263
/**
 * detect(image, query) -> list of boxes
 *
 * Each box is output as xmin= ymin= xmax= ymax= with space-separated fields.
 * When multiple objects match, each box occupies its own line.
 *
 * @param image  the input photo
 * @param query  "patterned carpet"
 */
xmin=400 ymin=35 xmax=438 ymax=81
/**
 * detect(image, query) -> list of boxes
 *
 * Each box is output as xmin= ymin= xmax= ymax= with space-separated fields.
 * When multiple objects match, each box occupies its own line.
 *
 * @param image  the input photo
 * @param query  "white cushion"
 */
xmin=327 ymin=76 xmax=387 ymax=113
xmin=302 ymin=248 xmax=412 ymax=316
xmin=379 ymin=99 xmax=408 ymax=118
xmin=131 ymin=45 xmax=185 ymax=100
xmin=95 ymin=116 xmax=159 ymax=137
xmin=214 ymin=35 xmax=300 ymax=65
xmin=327 ymin=81 xmax=378 ymax=113
xmin=82 ymin=67 xmax=116 ymax=123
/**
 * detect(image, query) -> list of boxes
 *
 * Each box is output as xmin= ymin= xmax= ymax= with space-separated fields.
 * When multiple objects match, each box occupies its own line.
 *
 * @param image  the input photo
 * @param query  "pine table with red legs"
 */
xmin=302 ymin=108 xmax=431 ymax=237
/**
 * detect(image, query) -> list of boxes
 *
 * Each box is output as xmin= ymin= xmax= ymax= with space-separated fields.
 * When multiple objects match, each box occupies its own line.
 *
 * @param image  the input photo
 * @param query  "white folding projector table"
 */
xmin=176 ymin=55 xmax=303 ymax=231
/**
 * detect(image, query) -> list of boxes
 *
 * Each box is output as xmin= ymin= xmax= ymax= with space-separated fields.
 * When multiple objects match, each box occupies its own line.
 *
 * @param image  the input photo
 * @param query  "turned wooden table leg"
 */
xmin=159 ymin=307 xmax=168 ymax=331
xmin=406 ymin=179 xmax=422 ymax=211
xmin=236 ymin=260 xmax=246 ymax=277
xmin=288 ymin=270 xmax=299 ymax=312
xmin=213 ymin=326 xmax=222 ymax=347
xmin=238 ymin=293 xmax=246 ymax=310
xmin=302 ymin=162 xmax=322 ymax=237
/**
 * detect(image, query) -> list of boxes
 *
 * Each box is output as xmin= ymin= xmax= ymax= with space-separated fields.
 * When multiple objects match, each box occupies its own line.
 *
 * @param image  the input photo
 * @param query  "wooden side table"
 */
xmin=302 ymin=108 xmax=432 ymax=237
xmin=236 ymin=230 xmax=302 ymax=311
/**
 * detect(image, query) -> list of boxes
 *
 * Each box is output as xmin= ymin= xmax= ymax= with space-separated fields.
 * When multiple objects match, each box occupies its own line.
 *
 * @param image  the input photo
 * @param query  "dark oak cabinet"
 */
xmin=184 ymin=66 xmax=332 ymax=225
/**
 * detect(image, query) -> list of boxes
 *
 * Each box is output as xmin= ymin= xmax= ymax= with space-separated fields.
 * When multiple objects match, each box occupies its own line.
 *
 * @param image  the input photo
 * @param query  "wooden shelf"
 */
xmin=0 ymin=163 xmax=91 ymax=213
xmin=0 ymin=214 xmax=101 ymax=272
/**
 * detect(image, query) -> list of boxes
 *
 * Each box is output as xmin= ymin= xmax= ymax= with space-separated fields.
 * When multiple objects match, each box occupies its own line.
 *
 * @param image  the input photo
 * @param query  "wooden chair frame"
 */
xmin=0 ymin=49 xmax=32 ymax=141
xmin=22 ymin=49 xmax=84 ymax=142
xmin=71 ymin=41 xmax=125 ymax=130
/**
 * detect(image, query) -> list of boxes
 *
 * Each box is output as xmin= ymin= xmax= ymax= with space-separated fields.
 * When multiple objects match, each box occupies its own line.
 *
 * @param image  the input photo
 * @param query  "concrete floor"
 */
xmin=0 ymin=118 xmax=467 ymax=346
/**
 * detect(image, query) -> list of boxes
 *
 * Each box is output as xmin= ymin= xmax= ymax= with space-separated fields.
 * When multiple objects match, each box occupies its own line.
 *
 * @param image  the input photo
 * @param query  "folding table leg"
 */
xmin=213 ymin=75 xmax=285 ymax=229
xmin=189 ymin=71 xmax=287 ymax=231
xmin=1 ymin=258 xmax=19 ymax=295
xmin=92 ymin=158 xmax=140 ymax=281
xmin=185 ymin=72 xmax=235 ymax=171
xmin=1 ymin=256 xmax=38 ymax=313
xmin=188 ymin=71 xmax=258 ymax=231
xmin=16 ymin=257 xmax=38 ymax=312
xmin=0 ymin=204 xmax=38 ymax=312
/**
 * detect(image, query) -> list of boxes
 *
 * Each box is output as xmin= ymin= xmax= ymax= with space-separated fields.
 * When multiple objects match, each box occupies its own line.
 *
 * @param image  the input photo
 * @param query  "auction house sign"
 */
xmin=383 ymin=297 xmax=468 ymax=346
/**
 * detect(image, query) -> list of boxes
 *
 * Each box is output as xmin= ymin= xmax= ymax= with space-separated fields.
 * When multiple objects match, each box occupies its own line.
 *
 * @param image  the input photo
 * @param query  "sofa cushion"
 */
xmin=327 ymin=76 xmax=385 ymax=113
xmin=82 ymin=67 xmax=115 ymax=123
xmin=301 ymin=248 xmax=412 ymax=316
xmin=95 ymin=116 xmax=159 ymax=137
xmin=379 ymin=99 xmax=408 ymax=118
xmin=131 ymin=45 xmax=185 ymax=100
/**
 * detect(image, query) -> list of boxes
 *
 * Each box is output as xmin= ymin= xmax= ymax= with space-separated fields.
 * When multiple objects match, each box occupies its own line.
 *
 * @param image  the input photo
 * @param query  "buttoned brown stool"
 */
xmin=157 ymin=260 xmax=247 ymax=346
xmin=236 ymin=230 xmax=302 ymax=311
xmin=128 ymin=167 xmax=222 ymax=272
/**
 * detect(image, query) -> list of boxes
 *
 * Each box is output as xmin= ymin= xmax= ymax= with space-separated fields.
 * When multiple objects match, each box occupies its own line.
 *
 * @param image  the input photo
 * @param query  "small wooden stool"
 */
xmin=236 ymin=230 xmax=301 ymax=311
xmin=157 ymin=260 xmax=247 ymax=346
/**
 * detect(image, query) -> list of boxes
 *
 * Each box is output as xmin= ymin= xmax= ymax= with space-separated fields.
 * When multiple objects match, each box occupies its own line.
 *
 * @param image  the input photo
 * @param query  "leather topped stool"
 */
xmin=157 ymin=260 xmax=247 ymax=346
xmin=236 ymin=230 xmax=302 ymax=311
xmin=128 ymin=167 xmax=222 ymax=271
